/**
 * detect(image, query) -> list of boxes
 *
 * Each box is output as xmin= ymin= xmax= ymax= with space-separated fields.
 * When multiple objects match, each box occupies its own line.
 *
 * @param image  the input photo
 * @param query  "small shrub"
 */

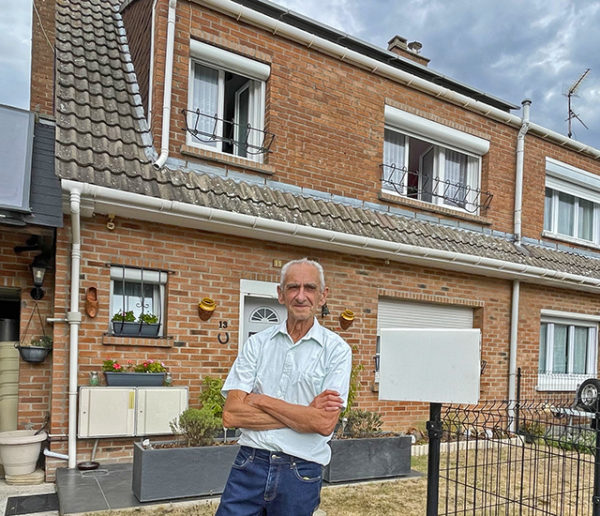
xmin=199 ymin=376 xmax=225 ymax=419
xmin=170 ymin=407 xmax=221 ymax=447
xmin=346 ymin=409 xmax=383 ymax=438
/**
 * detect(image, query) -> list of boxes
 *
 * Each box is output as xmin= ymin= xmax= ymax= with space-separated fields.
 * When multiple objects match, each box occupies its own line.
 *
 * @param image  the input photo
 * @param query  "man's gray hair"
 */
xmin=280 ymin=258 xmax=325 ymax=291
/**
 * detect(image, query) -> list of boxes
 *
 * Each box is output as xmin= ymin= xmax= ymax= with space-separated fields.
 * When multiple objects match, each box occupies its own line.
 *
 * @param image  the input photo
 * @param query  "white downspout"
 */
xmin=508 ymin=280 xmax=520 ymax=403
xmin=514 ymin=99 xmax=531 ymax=244
xmin=508 ymin=101 xmax=529 ymax=428
xmin=153 ymin=0 xmax=177 ymax=169
xmin=67 ymin=188 xmax=83 ymax=469
xmin=147 ymin=0 xmax=158 ymax=128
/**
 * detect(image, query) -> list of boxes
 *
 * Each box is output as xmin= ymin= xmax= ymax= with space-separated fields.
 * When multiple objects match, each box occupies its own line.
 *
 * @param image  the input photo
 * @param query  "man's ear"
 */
xmin=277 ymin=285 xmax=285 ymax=305
xmin=319 ymin=286 xmax=329 ymax=307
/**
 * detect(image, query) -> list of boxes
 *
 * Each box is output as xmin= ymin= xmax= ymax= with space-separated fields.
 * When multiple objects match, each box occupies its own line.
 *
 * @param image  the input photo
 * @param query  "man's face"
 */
xmin=278 ymin=263 xmax=328 ymax=324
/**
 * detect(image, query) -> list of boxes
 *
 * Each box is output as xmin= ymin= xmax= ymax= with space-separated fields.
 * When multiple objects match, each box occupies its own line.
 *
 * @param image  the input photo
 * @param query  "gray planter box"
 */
xmin=132 ymin=441 xmax=240 ymax=502
xmin=324 ymin=435 xmax=412 ymax=483
xmin=104 ymin=372 xmax=165 ymax=387
xmin=111 ymin=321 xmax=160 ymax=337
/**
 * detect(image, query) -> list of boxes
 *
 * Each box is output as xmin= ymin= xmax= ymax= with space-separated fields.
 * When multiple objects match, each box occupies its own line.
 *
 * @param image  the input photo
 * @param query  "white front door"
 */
xmin=243 ymin=296 xmax=287 ymax=343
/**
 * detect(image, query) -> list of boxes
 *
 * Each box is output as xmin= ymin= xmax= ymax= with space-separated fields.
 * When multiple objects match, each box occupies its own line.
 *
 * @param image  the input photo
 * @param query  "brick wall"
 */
xmin=45 ymin=213 xmax=532 ymax=474
xmin=0 ymin=230 xmax=54 ymax=430
xmin=121 ymin=0 xmax=153 ymax=116
xmin=147 ymin=0 xmax=521 ymax=235
xmin=30 ymin=0 xmax=55 ymax=116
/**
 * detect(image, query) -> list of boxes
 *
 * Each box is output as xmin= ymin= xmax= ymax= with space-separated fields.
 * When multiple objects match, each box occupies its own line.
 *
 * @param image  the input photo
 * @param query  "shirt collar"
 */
xmin=274 ymin=317 xmax=325 ymax=347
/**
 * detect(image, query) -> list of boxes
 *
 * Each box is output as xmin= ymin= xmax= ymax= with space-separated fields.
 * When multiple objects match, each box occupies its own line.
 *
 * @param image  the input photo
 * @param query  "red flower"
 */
xmin=113 ymin=363 xmax=122 ymax=370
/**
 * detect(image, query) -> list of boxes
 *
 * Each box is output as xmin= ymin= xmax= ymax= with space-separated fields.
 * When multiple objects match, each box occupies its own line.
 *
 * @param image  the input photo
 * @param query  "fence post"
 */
xmin=515 ymin=367 xmax=521 ymax=434
xmin=426 ymin=402 xmax=442 ymax=516
xmin=594 ymin=408 xmax=600 ymax=516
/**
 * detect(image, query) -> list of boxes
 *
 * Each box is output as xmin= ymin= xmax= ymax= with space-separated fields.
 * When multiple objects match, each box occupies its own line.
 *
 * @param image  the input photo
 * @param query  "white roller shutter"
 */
xmin=377 ymin=299 xmax=473 ymax=332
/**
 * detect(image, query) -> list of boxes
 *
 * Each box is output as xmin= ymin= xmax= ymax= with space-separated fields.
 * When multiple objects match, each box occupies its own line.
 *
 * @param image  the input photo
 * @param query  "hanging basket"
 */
xmin=15 ymin=344 xmax=51 ymax=363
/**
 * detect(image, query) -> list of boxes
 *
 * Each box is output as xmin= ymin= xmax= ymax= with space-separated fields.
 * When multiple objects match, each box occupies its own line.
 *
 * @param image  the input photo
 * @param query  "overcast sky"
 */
xmin=2 ymin=0 xmax=599 ymax=147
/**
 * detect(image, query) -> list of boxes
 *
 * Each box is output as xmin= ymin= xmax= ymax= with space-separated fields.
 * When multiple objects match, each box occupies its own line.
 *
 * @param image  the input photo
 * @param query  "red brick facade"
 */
xmin=9 ymin=0 xmax=600 ymax=479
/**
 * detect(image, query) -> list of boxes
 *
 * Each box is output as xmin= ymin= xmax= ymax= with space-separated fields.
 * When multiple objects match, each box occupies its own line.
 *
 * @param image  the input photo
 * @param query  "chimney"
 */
xmin=30 ymin=0 xmax=56 ymax=116
xmin=387 ymin=35 xmax=430 ymax=67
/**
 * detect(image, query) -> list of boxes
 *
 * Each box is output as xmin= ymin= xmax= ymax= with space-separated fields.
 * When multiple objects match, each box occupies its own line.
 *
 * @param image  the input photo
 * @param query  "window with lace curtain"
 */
xmin=381 ymin=106 xmax=490 ymax=215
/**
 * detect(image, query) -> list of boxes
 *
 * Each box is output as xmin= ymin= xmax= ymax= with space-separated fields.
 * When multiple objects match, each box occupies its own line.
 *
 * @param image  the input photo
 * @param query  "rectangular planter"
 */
xmin=111 ymin=322 xmax=160 ymax=337
xmin=132 ymin=441 xmax=240 ymax=502
xmin=324 ymin=435 xmax=412 ymax=483
xmin=104 ymin=372 xmax=165 ymax=387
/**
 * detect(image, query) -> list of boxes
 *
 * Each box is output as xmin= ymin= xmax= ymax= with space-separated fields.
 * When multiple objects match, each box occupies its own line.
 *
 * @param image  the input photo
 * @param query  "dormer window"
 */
xmin=185 ymin=41 xmax=272 ymax=162
xmin=381 ymin=106 xmax=491 ymax=214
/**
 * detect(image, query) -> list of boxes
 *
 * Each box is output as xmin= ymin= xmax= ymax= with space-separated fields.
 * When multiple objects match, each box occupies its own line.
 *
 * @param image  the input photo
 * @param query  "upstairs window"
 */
xmin=185 ymin=41 xmax=273 ymax=162
xmin=544 ymin=158 xmax=600 ymax=245
xmin=381 ymin=106 xmax=491 ymax=215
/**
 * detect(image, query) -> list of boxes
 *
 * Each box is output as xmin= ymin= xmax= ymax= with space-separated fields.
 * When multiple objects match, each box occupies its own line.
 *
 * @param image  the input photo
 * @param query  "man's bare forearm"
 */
xmin=222 ymin=389 xmax=286 ymax=430
xmin=246 ymin=391 xmax=342 ymax=436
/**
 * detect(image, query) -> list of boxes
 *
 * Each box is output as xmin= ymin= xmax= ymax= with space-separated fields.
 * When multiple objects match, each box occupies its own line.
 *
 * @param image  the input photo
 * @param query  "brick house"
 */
xmin=6 ymin=0 xmax=600 ymax=479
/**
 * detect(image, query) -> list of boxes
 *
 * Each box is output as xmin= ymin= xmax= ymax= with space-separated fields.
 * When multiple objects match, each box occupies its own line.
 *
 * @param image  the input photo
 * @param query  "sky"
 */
xmin=1 ymin=0 xmax=600 ymax=147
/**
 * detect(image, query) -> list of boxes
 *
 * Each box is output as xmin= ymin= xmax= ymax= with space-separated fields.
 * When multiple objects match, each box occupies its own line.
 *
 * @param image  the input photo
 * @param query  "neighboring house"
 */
xmin=10 ymin=0 xmax=600 ymax=479
xmin=0 ymin=104 xmax=62 ymax=436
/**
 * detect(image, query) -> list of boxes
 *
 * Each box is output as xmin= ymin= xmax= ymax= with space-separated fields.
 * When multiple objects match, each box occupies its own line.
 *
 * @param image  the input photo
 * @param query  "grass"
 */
xmin=82 ymin=445 xmax=594 ymax=516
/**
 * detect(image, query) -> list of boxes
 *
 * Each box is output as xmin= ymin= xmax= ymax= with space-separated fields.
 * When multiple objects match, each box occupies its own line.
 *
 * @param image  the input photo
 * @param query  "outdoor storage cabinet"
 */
xmin=78 ymin=386 xmax=188 ymax=438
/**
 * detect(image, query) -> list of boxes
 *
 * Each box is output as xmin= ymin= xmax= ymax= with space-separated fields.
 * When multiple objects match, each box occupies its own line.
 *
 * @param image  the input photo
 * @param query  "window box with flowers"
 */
xmin=111 ymin=310 xmax=161 ymax=338
xmin=102 ymin=359 xmax=167 ymax=387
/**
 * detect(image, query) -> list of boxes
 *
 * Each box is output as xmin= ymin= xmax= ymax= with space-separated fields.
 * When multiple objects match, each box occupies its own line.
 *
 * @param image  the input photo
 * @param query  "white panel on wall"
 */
xmin=379 ymin=328 xmax=481 ymax=404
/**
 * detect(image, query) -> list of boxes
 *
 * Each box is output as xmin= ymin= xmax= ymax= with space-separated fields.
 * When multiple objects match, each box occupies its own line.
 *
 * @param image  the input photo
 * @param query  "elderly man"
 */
xmin=216 ymin=258 xmax=352 ymax=516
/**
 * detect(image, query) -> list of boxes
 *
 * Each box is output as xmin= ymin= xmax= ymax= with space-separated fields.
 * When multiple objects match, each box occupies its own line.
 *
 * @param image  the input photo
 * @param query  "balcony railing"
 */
xmin=182 ymin=109 xmax=275 ymax=156
xmin=380 ymin=163 xmax=493 ymax=214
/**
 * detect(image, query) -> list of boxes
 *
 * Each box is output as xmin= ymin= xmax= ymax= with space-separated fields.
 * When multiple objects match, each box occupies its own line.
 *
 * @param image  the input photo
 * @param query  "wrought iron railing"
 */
xmin=182 ymin=109 xmax=275 ymax=156
xmin=380 ymin=163 xmax=493 ymax=214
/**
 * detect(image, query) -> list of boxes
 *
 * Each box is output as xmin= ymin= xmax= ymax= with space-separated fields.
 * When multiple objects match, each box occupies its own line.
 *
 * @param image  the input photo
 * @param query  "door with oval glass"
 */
xmin=243 ymin=296 xmax=287 ymax=343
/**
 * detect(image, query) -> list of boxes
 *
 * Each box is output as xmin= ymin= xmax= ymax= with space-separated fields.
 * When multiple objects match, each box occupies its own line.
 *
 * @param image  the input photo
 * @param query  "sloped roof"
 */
xmin=54 ymin=0 xmax=600 ymax=286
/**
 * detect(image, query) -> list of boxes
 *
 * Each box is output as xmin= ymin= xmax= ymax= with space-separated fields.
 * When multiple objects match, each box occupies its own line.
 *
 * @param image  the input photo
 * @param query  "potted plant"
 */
xmin=323 ymin=357 xmax=412 ymax=483
xmin=132 ymin=379 xmax=239 ymax=502
xmin=111 ymin=310 xmax=160 ymax=337
xmin=102 ymin=359 xmax=167 ymax=387
xmin=324 ymin=408 xmax=412 ymax=482
xmin=15 ymin=335 xmax=53 ymax=363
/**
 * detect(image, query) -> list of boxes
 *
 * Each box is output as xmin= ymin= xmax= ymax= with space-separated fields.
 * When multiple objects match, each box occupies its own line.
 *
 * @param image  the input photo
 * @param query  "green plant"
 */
xmin=111 ymin=310 xmax=135 ymax=322
xmin=170 ymin=407 xmax=221 ymax=446
xmin=138 ymin=312 xmax=159 ymax=324
xmin=345 ymin=409 xmax=383 ymax=438
xmin=102 ymin=359 xmax=167 ymax=373
xmin=29 ymin=335 xmax=53 ymax=348
xmin=199 ymin=376 xmax=225 ymax=419
xmin=341 ymin=348 xmax=363 ymax=419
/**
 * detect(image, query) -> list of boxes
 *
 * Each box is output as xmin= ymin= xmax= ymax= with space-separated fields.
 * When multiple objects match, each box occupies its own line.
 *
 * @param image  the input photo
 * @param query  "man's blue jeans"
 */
xmin=216 ymin=446 xmax=323 ymax=515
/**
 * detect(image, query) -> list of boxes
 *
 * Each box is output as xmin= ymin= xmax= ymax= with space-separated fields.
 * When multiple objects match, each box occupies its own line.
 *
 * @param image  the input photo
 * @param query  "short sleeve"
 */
xmin=321 ymin=339 xmax=353 ymax=408
xmin=221 ymin=335 xmax=261 ymax=397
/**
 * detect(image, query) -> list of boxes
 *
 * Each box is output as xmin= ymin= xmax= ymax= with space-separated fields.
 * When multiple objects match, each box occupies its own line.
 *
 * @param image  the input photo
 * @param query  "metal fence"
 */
xmin=434 ymin=372 xmax=599 ymax=515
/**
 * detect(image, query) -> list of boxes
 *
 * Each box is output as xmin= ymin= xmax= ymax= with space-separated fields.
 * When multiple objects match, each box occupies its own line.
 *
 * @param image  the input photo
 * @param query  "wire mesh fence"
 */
xmin=436 ymin=374 xmax=599 ymax=515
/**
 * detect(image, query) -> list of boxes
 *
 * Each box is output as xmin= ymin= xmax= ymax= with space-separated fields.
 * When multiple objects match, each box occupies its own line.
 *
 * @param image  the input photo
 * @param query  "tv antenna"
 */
xmin=566 ymin=68 xmax=590 ymax=138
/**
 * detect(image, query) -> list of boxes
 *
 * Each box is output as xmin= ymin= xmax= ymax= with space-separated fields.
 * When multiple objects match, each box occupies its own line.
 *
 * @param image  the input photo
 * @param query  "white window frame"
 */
xmin=109 ymin=266 xmax=168 ymax=337
xmin=544 ymin=187 xmax=600 ymax=244
xmin=537 ymin=310 xmax=598 ymax=391
xmin=382 ymin=106 xmax=489 ymax=214
xmin=188 ymin=40 xmax=269 ymax=162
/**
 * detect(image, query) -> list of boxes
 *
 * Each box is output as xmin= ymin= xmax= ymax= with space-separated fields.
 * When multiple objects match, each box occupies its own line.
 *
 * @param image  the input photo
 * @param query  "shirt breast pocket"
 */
xmin=295 ymin=370 xmax=325 ymax=400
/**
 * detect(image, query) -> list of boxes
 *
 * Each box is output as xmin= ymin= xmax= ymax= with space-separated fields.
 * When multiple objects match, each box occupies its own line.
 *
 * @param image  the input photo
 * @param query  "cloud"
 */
xmin=0 ymin=0 xmax=32 ymax=109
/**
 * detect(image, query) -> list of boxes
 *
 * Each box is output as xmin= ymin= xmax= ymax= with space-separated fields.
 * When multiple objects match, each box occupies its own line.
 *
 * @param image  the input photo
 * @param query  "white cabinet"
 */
xmin=78 ymin=386 xmax=188 ymax=438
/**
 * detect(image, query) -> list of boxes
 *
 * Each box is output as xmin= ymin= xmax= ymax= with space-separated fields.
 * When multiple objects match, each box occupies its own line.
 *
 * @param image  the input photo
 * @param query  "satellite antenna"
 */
xmin=566 ymin=68 xmax=590 ymax=138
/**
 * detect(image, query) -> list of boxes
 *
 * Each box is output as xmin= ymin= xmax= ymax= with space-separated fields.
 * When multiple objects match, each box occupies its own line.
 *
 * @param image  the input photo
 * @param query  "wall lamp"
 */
xmin=320 ymin=303 xmax=330 ymax=318
xmin=30 ymin=255 xmax=47 ymax=300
